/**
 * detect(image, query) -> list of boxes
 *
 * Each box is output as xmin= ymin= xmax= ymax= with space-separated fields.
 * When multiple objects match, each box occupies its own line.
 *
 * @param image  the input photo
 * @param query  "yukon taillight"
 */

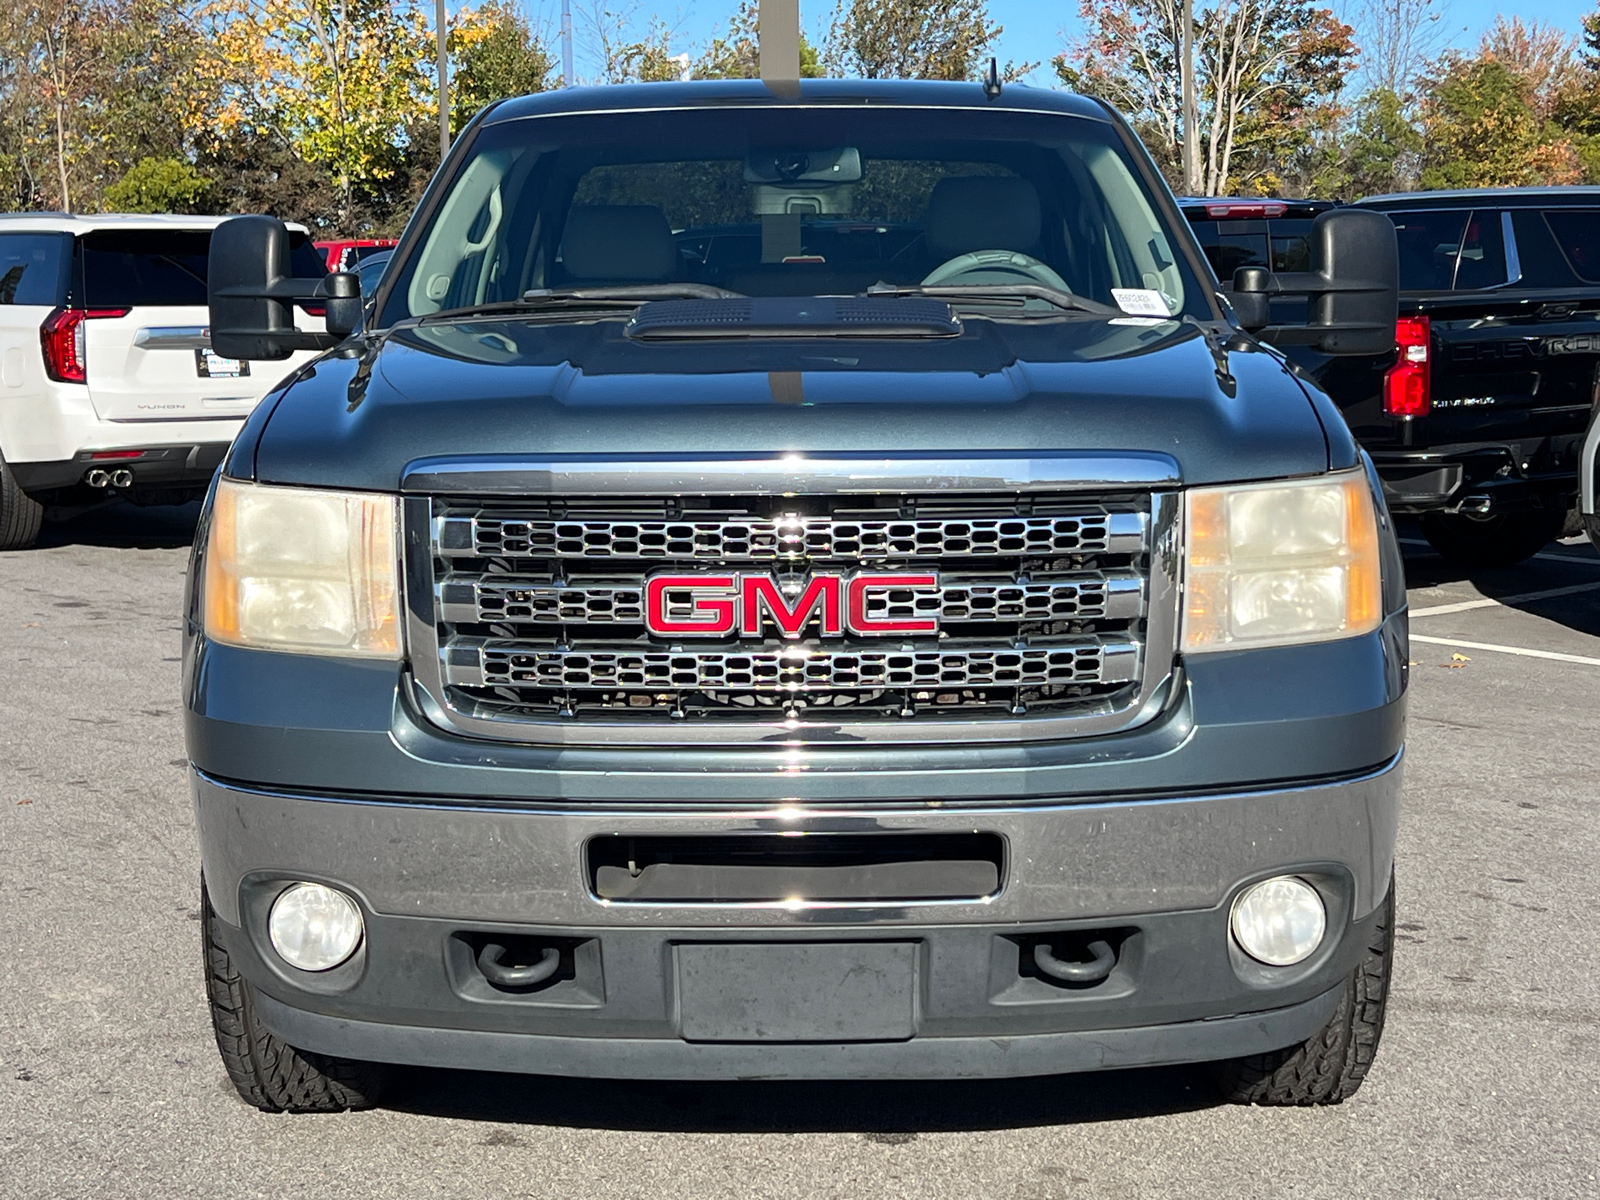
xmin=1383 ymin=316 xmax=1430 ymax=418
xmin=40 ymin=307 xmax=129 ymax=383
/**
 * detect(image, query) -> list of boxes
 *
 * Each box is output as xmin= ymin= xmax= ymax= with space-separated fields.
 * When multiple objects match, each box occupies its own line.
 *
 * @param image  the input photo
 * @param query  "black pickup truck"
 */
xmin=1185 ymin=191 xmax=1600 ymax=566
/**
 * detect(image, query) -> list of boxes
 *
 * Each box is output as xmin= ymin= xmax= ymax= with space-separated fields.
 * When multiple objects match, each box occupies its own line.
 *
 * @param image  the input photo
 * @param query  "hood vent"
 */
xmin=625 ymin=296 xmax=961 ymax=340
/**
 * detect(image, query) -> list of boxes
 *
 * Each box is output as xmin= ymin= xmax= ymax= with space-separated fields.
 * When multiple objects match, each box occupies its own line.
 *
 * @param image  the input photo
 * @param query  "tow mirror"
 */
xmin=208 ymin=215 xmax=356 ymax=360
xmin=1225 ymin=209 xmax=1398 ymax=356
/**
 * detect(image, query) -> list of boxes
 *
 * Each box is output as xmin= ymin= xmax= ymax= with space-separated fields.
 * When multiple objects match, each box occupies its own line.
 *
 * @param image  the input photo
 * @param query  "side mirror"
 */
xmin=1225 ymin=209 xmax=1399 ymax=356
xmin=208 ymin=216 xmax=344 ymax=361
xmin=322 ymin=272 xmax=361 ymax=338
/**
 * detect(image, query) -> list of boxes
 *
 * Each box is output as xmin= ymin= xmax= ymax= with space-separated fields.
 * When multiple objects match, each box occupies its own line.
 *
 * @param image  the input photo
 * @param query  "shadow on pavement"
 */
xmin=1398 ymin=522 xmax=1600 ymax=638
xmin=383 ymin=1063 xmax=1222 ymax=1133
xmin=36 ymin=500 xmax=202 ymax=551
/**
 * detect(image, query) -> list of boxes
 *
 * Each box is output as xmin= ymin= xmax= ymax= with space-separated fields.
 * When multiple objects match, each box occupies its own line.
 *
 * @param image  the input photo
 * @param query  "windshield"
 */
xmin=379 ymin=106 xmax=1200 ymax=325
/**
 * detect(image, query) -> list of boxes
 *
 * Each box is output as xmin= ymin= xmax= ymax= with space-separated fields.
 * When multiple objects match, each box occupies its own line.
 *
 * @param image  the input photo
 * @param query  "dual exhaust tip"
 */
xmin=84 ymin=468 xmax=134 ymax=489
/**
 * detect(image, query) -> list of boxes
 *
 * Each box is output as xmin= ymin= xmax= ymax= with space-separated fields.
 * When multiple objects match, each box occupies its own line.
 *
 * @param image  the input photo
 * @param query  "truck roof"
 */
xmin=0 ymin=212 xmax=311 ymax=234
xmin=1356 ymin=187 xmax=1600 ymax=209
xmin=481 ymin=78 xmax=1112 ymax=126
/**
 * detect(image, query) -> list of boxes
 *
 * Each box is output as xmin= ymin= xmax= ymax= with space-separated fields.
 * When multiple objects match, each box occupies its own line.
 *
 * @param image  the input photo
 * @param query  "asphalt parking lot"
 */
xmin=1 ymin=505 xmax=1597 ymax=1200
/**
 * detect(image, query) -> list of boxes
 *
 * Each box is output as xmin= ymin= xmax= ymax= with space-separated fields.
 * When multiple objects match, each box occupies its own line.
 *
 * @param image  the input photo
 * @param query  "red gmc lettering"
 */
xmin=644 ymin=575 xmax=737 ymax=636
xmin=846 ymin=574 xmax=939 ymax=635
xmin=741 ymin=576 xmax=842 ymax=638
xmin=646 ymin=573 xmax=939 ymax=637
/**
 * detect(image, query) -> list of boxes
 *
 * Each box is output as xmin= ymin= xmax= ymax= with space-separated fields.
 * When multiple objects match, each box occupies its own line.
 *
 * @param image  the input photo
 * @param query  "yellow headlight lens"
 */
xmin=1182 ymin=470 xmax=1382 ymax=652
xmin=204 ymin=477 xmax=401 ymax=658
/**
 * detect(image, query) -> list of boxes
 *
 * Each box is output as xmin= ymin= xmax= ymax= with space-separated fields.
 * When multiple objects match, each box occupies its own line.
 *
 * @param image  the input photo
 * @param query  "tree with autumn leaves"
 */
xmin=11 ymin=0 xmax=1600 ymax=228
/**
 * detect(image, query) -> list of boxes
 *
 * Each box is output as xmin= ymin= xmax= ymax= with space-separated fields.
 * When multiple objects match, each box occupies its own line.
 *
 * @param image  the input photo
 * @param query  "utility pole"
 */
xmin=562 ymin=0 xmax=574 ymax=87
xmin=1180 ymin=0 xmax=1200 ymax=196
xmin=437 ymin=0 xmax=450 ymax=157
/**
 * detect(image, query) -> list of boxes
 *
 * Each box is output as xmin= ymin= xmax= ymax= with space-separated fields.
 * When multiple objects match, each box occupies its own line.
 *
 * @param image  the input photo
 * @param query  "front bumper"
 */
xmin=196 ymin=754 xmax=1399 ymax=1080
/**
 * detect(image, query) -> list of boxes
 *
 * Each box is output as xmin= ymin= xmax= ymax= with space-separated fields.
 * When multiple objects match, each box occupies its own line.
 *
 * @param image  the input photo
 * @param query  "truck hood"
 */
xmin=246 ymin=315 xmax=1342 ymax=491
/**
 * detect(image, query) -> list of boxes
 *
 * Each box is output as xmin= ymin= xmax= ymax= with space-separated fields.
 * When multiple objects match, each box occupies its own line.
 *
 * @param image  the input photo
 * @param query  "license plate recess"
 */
xmin=675 ymin=941 xmax=920 ymax=1043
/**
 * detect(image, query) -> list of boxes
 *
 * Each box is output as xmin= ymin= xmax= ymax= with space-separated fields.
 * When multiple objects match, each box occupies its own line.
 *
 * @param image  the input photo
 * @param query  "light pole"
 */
xmin=562 ymin=0 xmax=574 ymax=87
xmin=437 ymin=0 xmax=450 ymax=157
xmin=1181 ymin=0 xmax=1200 ymax=196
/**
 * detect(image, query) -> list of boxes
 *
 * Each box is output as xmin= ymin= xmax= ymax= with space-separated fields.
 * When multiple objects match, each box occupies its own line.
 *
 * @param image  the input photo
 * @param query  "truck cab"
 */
xmin=186 ymin=81 xmax=1407 ymax=1112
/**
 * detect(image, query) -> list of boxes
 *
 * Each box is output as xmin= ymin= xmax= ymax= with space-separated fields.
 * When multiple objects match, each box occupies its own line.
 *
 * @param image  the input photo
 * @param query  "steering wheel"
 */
xmin=922 ymin=250 xmax=1072 ymax=291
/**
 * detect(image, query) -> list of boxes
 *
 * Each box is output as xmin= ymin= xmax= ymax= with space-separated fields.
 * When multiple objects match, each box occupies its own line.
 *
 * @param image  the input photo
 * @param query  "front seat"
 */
xmin=923 ymin=177 xmax=1043 ymax=260
xmin=558 ymin=205 xmax=678 ymax=283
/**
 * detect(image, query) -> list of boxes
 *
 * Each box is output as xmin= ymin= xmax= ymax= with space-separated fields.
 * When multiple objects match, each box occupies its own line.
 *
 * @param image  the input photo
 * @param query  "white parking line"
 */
xmin=1410 ymin=581 xmax=1600 ymax=617
xmin=1410 ymin=634 xmax=1600 ymax=667
xmin=1398 ymin=537 xmax=1600 ymax=567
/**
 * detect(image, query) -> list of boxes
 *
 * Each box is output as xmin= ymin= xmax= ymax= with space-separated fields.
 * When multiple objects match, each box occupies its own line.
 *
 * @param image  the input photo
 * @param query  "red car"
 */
xmin=314 ymin=238 xmax=397 ymax=273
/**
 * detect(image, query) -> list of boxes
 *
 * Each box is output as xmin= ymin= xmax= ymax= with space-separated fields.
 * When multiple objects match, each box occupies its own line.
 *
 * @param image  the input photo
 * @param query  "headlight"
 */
xmin=203 ymin=477 xmax=401 ymax=658
xmin=1182 ymin=469 xmax=1381 ymax=652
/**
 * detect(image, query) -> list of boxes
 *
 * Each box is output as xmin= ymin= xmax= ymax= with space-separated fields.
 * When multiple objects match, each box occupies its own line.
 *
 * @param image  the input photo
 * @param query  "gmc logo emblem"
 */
xmin=644 ymin=573 xmax=938 ymax=638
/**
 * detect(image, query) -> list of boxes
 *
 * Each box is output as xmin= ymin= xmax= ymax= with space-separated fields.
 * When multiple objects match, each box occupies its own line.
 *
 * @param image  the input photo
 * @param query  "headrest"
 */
xmin=560 ymin=206 xmax=678 ymax=282
xmin=924 ymin=177 xmax=1043 ymax=259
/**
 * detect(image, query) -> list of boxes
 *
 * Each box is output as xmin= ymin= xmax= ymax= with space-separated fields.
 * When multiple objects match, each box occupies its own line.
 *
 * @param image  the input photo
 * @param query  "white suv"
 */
xmin=0 ymin=214 xmax=327 ymax=548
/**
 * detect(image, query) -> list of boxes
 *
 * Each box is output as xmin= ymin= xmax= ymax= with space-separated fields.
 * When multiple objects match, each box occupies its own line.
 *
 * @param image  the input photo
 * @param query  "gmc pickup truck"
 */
xmin=1189 ymin=191 xmax=1600 ymax=567
xmin=186 ymin=80 xmax=1407 ymax=1113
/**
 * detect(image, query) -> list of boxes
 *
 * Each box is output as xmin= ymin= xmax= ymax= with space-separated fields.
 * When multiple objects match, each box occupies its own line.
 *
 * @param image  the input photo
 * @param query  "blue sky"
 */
xmin=528 ymin=1 xmax=1598 ymax=86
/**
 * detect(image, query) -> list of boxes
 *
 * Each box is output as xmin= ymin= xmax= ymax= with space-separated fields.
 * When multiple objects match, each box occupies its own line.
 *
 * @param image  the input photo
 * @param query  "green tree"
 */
xmin=1343 ymin=87 xmax=1423 ymax=196
xmin=823 ymin=0 xmax=1007 ymax=81
xmin=104 ymin=155 xmax=213 ymax=211
xmin=693 ymin=0 xmax=824 ymax=79
xmin=449 ymin=1 xmax=555 ymax=133
xmin=1419 ymin=57 xmax=1581 ymax=188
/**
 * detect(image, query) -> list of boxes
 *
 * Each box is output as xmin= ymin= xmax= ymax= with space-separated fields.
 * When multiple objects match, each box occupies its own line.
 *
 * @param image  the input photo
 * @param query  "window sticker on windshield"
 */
xmin=1111 ymin=288 xmax=1172 ymax=317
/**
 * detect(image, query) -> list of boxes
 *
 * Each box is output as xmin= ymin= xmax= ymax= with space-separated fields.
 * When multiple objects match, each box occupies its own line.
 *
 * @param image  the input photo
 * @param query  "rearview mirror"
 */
xmin=744 ymin=147 xmax=862 ymax=184
xmin=1226 ymin=209 xmax=1398 ymax=356
xmin=208 ymin=216 xmax=348 ymax=360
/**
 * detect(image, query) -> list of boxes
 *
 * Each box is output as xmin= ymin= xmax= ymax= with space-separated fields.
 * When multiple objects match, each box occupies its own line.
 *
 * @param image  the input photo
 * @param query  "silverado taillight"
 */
xmin=40 ymin=307 xmax=129 ymax=383
xmin=1383 ymin=316 xmax=1430 ymax=418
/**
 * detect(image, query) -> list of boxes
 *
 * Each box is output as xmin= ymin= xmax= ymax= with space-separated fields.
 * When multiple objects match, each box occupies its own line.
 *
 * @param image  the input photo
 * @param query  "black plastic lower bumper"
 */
xmin=11 ymin=442 xmax=230 ymax=495
xmin=1371 ymin=441 xmax=1580 ymax=514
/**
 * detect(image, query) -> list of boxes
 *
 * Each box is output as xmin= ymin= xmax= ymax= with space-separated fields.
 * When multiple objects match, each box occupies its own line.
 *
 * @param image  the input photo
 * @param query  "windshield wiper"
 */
xmin=864 ymin=282 xmax=1120 ymax=316
xmin=415 ymin=284 xmax=744 ymax=324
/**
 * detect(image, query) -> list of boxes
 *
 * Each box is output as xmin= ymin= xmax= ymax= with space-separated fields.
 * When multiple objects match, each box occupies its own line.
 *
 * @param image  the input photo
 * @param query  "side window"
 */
xmin=0 ymin=233 xmax=70 ymax=306
xmin=1388 ymin=209 xmax=1469 ymax=291
xmin=1188 ymin=219 xmax=1269 ymax=284
xmin=1541 ymin=209 xmax=1600 ymax=284
xmin=1510 ymin=209 xmax=1580 ymax=287
xmin=1267 ymin=221 xmax=1314 ymax=272
xmin=1453 ymin=210 xmax=1508 ymax=290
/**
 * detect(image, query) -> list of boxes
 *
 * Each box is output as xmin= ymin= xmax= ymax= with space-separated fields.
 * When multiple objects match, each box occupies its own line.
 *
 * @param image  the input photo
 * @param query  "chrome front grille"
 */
xmin=448 ymin=511 xmax=1145 ymax=561
xmin=406 ymin=457 xmax=1179 ymax=746
xmin=451 ymin=639 xmax=1140 ymax=693
xmin=445 ymin=573 xmax=1145 ymax=626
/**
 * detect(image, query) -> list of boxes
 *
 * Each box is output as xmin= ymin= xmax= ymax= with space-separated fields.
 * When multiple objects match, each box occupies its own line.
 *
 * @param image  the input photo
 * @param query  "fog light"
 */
xmin=268 ymin=882 xmax=364 ymax=972
xmin=1231 ymin=876 xmax=1326 ymax=966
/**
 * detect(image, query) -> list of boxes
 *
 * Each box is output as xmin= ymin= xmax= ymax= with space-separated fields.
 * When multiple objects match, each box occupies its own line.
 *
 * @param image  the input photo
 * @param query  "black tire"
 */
xmin=1213 ymin=877 xmax=1394 ymax=1106
xmin=0 ymin=450 xmax=44 ymax=551
xmin=1419 ymin=507 xmax=1564 ymax=568
xmin=201 ymin=883 xmax=389 ymax=1113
